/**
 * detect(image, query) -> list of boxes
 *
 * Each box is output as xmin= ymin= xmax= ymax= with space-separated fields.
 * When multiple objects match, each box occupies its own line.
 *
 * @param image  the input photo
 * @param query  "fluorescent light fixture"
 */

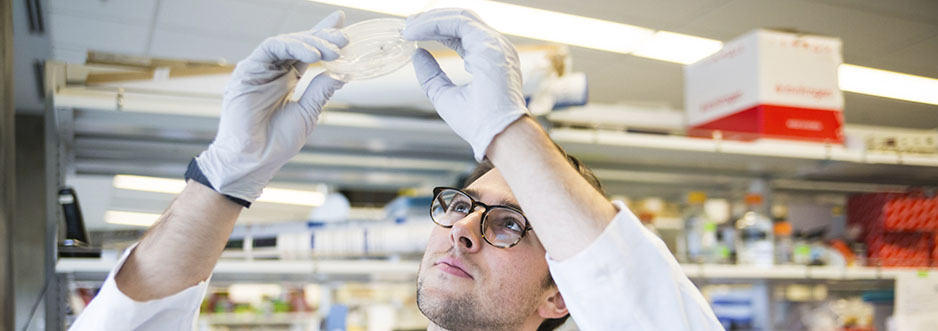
xmin=632 ymin=31 xmax=723 ymax=64
xmin=307 ymin=0 xmax=654 ymax=54
xmin=105 ymin=210 xmax=161 ymax=227
xmin=258 ymin=188 xmax=326 ymax=207
xmin=839 ymin=64 xmax=938 ymax=106
xmin=113 ymin=175 xmax=185 ymax=194
xmin=309 ymin=0 xmax=938 ymax=106
xmin=309 ymin=0 xmax=427 ymax=16
xmin=431 ymin=0 xmax=654 ymax=53
xmin=113 ymin=175 xmax=326 ymax=206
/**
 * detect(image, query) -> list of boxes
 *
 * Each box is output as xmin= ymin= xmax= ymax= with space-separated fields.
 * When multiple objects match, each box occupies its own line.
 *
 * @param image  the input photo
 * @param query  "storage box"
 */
xmin=866 ymin=232 xmax=932 ymax=267
xmin=685 ymin=29 xmax=844 ymax=143
xmin=848 ymin=193 xmax=938 ymax=233
xmin=933 ymin=232 xmax=938 ymax=267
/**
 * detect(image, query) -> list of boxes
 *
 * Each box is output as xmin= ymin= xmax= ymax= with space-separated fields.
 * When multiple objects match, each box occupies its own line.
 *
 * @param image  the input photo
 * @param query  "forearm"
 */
xmin=114 ymin=180 xmax=242 ymax=301
xmin=487 ymin=116 xmax=617 ymax=261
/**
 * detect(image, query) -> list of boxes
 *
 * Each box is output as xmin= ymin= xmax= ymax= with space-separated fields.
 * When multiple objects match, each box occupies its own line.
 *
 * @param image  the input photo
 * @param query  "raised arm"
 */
xmin=71 ymin=12 xmax=350 ymax=330
xmin=115 ymin=11 xmax=348 ymax=300
xmin=114 ymin=181 xmax=241 ymax=300
xmin=402 ymin=9 xmax=614 ymax=260
xmin=485 ymin=117 xmax=616 ymax=260
xmin=404 ymin=8 xmax=723 ymax=330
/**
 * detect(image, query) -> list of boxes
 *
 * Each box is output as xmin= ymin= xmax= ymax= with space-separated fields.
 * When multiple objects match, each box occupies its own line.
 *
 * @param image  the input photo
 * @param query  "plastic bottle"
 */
xmin=716 ymin=223 xmax=735 ymax=264
xmin=792 ymin=231 xmax=812 ymax=265
xmin=683 ymin=191 xmax=716 ymax=263
xmin=735 ymin=193 xmax=774 ymax=267
xmin=773 ymin=221 xmax=793 ymax=265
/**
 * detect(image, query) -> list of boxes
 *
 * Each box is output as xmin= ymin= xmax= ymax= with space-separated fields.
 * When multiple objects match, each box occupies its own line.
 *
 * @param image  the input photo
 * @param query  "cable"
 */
xmin=19 ymin=276 xmax=50 ymax=331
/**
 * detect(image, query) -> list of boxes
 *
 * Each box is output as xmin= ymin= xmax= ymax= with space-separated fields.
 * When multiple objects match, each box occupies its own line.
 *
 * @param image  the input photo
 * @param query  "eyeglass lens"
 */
xmin=430 ymin=189 xmax=527 ymax=248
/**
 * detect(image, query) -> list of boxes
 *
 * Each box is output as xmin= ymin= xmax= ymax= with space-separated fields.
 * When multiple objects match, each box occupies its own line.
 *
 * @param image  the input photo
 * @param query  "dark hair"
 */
xmin=461 ymin=147 xmax=603 ymax=331
xmin=462 ymin=144 xmax=605 ymax=197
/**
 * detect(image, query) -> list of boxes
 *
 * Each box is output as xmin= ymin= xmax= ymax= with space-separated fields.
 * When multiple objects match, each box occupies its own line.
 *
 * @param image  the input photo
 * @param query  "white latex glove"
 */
xmin=195 ymin=11 xmax=348 ymax=205
xmin=403 ymin=8 xmax=529 ymax=161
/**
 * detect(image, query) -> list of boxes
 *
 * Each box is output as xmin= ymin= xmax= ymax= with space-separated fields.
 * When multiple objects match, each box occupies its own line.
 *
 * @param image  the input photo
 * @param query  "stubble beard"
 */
xmin=415 ymin=263 xmax=541 ymax=331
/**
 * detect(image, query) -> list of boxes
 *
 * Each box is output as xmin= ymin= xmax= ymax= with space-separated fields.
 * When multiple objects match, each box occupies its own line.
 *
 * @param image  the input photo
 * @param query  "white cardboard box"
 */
xmin=685 ymin=29 xmax=845 ymax=143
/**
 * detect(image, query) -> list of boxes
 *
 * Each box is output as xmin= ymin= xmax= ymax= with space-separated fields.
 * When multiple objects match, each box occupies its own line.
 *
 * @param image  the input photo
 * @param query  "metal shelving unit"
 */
xmin=57 ymin=256 xmax=933 ymax=283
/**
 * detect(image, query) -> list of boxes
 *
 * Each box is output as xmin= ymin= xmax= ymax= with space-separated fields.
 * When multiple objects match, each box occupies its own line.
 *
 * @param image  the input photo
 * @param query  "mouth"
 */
xmin=434 ymin=258 xmax=473 ymax=279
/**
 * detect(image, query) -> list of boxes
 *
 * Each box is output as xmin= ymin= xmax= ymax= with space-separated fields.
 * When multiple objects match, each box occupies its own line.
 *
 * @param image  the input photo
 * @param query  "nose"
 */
xmin=450 ymin=209 xmax=484 ymax=254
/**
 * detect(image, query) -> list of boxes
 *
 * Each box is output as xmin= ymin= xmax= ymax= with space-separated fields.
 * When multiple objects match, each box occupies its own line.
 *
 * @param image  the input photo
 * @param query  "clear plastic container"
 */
xmin=323 ymin=18 xmax=416 ymax=81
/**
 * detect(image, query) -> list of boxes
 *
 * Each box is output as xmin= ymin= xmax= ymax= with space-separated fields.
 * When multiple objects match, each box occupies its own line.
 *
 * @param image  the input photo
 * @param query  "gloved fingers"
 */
xmin=313 ymin=28 xmax=350 ymax=49
xmin=312 ymin=10 xmax=345 ymax=31
xmin=404 ymin=13 xmax=474 ymax=42
xmin=437 ymin=38 xmax=465 ymax=57
xmin=403 ymin=15 xmax=497 ymax=58
xmin=406 ymin=8 xmax=486 ymax=28
xmin=283 ymin=30 xmax=347 ymax=73
xmin=249 ymin=36 xmax=324 ymax=66
xmin=412 ymin=48 xmax=456 ymax=104
xmin=296 ymin=71 xmax=345 ymax=118
xmin=282 ymin=33 xmax=342 ymax=61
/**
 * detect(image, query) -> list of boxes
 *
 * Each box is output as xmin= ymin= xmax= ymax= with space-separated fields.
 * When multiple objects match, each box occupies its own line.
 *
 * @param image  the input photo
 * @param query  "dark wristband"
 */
xmin=185 ymin=158 xmax=252 ymax=208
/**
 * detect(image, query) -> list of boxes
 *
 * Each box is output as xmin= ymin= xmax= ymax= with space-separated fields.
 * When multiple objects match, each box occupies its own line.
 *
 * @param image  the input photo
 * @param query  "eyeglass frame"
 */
xmin=430 ymin=186 xmax=533 ymax=248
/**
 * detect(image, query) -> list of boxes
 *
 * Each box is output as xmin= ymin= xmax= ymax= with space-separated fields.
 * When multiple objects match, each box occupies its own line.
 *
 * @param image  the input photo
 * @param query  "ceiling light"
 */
xmin=113 ymin=175 xmax=185 ymax=194
xmin=309 ymin=0 xmax=428 ymax=16
xmin=430 ymin=0 xmax=654 ymax=53
xmin=838 ymin=64 xmax=938 ymax=106
xmin=310 ymin=0 xmax=938 ymax=106
xmin=113 ymin=174 xmax=326 ymax=206
xmin=632 ymin=31 xmax=723 ymax=64
xmin=105 ymin=210 xmax=161 ymax=227
xmin=307 ymin=0 xmax=655 ymax=53
xmin=257 ymin=188 xmax=326 ymax=207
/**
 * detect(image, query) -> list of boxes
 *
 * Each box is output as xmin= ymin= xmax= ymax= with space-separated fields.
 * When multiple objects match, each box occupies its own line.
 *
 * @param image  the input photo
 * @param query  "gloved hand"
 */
xmin=403 ymin=8 xmax=529 ymax=161
xmin=194 ymin=11 xmax=348 ymax=205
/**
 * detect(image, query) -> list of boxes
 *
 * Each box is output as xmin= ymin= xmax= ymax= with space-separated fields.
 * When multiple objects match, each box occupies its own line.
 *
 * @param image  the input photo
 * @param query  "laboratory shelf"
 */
xmin=57 ymin=257 xmax=932 ymax=282
xmin=680 ymin=263 xmax=932 ymax=281
xmin=197 ymin=312 xmax=320 ymax=326
xmin=551 ymin=128 xmax=938 ymax=187
xmin=56 ymin=257 xmax=421 ymax=282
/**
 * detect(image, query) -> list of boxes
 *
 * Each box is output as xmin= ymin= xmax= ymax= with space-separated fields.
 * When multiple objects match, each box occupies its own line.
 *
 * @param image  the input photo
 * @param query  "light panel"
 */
xmin=113 ymin=175 xmax=185 ymax=194
xmin=258 ymin=188 xmax=326 ymax=207
xmin=632 ymin=31 xmax=723 ymax=64
xmin=308 ymin=0 xmax=654 ymax=54
xmin=307 ymin=0 xmax=938 ymax=106
xmin=431 ymin=0 xmax=654 ymax=53
xmin=113 ymin=175 xmax=326 ymax=206
xmin=308 ymin=0 xmax=429 ymax=16
xmin=105 ymin=210 xmax=161 ymax=227
xmin=839 ymin=64 xmax=938 ymax=106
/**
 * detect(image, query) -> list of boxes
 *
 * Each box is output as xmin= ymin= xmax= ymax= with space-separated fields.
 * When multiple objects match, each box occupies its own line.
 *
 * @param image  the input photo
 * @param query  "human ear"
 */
xmin=537 ymin=288 xmax=568 ymax=319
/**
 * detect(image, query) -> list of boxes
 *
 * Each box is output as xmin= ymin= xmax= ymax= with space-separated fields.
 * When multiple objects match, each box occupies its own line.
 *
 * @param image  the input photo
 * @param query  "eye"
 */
xmin=448 ymin=200 xmax=471 ymax=214
xmin=495 ymin=215 xmax=524 ymax=233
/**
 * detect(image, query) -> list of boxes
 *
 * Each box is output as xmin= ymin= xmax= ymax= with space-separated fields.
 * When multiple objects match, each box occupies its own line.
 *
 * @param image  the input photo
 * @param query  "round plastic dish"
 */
xmin=323 ymin=18 xmax=416 ymax=81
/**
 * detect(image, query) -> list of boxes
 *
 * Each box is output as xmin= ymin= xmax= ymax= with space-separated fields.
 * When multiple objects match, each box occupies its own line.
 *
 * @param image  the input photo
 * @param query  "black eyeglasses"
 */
xmin=430 ymin=187 xmax=532 ymax=248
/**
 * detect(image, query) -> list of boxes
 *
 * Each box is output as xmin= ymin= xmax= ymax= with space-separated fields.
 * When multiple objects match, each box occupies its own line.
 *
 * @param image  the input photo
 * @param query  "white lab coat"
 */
xmin=70 ymin=201 xmax=723 ymax=330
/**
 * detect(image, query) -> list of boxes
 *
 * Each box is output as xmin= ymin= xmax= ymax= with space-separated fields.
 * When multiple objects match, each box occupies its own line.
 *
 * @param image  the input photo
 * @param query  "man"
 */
xmin=70 ymin=9 xmax=723 ymax=331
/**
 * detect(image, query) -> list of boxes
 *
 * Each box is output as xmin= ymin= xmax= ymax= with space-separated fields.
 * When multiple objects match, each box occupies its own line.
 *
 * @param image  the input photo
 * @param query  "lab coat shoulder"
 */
xmin=546 ymin=201 xmax=723 ymax=331
xmin=68 ymin=244 xmax=209 ymax=331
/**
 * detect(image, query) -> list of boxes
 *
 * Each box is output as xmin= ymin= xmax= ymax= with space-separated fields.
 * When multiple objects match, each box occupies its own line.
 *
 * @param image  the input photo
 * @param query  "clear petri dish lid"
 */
xmin=323 ymin=18 xmax=416 ymax=82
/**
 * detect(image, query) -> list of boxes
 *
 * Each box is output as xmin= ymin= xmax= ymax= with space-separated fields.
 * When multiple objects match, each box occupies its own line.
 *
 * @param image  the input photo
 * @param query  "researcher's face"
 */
xmin=416 ymin=168 xmax=558 ymax=331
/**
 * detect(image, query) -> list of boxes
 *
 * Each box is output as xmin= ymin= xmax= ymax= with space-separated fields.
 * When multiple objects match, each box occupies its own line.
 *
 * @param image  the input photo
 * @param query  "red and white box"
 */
xmin=933 ymin=233 xmax=938 ymax=267
xmin=866 ymin=232 xmax=932 ymax=267
xmin=685 ymin=29 xmax=845 ymax=143
xmin=848 ymin=193 xmax=938 ymax=233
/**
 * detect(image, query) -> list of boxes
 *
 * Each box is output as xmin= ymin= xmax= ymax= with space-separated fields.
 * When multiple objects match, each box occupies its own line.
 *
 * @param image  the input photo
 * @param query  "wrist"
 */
xmin=486 ymin=115 xmax=545 ymax=162
xmin=185 ymin=158 xmax=252 ymax=208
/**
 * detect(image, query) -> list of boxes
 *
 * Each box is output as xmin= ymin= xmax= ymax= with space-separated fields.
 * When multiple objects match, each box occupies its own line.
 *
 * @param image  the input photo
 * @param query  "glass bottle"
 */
xmin=735 ymin=193 xmax=774 ymax=267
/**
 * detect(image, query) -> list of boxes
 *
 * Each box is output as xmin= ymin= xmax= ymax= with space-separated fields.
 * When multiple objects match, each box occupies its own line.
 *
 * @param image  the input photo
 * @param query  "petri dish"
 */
xmin=323 ymin=18 xmax=416 ymax=81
